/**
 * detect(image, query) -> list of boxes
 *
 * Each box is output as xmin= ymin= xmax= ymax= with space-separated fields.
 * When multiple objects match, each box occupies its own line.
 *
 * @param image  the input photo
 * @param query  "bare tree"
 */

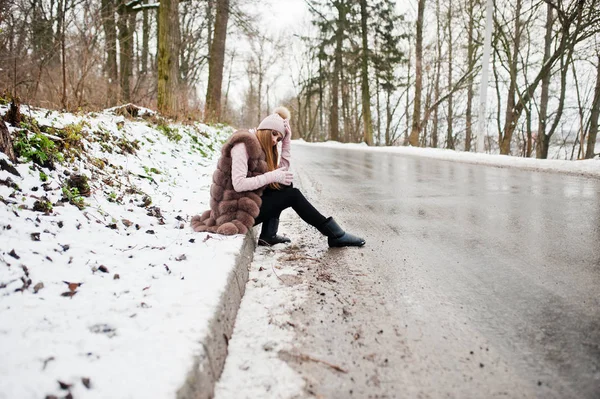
xmin=359 ymin=0 xmax=373 ymax=145
xmin=586 ymin=53 xmax=600 ymax=158
xmin=205 ymin=0 xmax=230 ymax=122
xmin=408 ymin=0 xmax=425 ymax=146
xmin=157 ymin=0 xmax=180 ymax=114
xmin=101 ymin=0 xmax=119 ymax=101
xmin=499 ymin=0 xmax=600 ymax=155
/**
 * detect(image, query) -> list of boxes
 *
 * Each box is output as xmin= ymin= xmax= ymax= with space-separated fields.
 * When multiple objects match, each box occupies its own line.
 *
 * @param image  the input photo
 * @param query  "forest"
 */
xmin=1 ymin=0 xmax=599 ymax=159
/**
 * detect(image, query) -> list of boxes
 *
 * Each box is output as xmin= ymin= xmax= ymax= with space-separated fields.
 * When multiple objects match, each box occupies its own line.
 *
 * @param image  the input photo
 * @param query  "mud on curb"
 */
xmin=176 ymin=230 xmax=256 ymax=399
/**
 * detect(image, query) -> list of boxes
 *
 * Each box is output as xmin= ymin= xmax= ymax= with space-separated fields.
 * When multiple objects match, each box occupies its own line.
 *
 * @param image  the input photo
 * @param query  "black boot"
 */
xmin=258 ymin=218 xmax=291 ymax=246
xmin=318 ymin=217 xmax=366 ymax=248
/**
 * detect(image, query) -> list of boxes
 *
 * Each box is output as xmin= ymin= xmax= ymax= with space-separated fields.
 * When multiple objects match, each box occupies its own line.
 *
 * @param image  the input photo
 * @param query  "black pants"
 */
xmin=254 ymin=185 xmax=327 ymax=228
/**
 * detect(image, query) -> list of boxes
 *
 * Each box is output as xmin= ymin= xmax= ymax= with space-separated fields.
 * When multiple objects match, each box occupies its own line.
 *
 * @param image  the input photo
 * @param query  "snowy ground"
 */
xmin=0 ymin=105 xmax=240 ymax=399
xmin=1 ymin=105 xmax=598 ymax=399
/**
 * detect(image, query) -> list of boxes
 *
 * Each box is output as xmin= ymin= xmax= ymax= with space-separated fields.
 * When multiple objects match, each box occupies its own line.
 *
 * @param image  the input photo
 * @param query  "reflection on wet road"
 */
xmin=294 ymin=144 xmax=600 ymax=398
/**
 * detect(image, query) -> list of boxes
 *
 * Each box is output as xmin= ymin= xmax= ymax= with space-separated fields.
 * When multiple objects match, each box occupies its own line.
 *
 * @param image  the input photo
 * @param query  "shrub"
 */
xmin=13 ymin=129 xmax=63 ymax=168
xmin=61 ymin=186 xmax=86 ymax=209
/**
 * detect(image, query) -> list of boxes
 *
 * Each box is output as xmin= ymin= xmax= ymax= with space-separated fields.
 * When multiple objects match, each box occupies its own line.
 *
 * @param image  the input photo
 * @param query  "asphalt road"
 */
xmin=287 ymin=144 xmax=600 ymax=398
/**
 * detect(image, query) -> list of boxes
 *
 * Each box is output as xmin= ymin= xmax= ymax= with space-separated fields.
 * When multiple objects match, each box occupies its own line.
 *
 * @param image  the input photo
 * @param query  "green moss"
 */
xmin=157 ymin=123 xmax=182 ymax=142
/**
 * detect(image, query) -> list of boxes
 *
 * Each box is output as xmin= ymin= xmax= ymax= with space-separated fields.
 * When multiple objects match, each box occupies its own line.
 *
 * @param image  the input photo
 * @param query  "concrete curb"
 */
xmin=177 ymin=230 xmax=256 ymax=399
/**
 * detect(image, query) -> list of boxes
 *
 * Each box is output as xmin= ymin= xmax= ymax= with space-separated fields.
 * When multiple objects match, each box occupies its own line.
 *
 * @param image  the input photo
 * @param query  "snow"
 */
xmin=1 ymin=105 xmax=598 ymax=399
xmin=0 ymin=105 xmax=239 ymax=398
xmin=214 ymin=241 xmax=306 ymax=399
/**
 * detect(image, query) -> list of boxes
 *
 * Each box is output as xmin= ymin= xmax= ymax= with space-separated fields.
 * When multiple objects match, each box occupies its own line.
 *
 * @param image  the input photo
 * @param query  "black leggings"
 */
xmin=254 ymin=185 xmax=327 ymax=228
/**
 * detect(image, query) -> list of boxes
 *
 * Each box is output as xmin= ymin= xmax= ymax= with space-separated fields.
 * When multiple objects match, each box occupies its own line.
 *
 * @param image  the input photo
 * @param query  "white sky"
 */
xmin=228 ymin=0 xmax=415 ymax=108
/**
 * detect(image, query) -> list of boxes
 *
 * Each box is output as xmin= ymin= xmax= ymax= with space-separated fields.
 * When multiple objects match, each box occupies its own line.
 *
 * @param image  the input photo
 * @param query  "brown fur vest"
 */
xmin=190 ymin=130 xmax=267 ymax=235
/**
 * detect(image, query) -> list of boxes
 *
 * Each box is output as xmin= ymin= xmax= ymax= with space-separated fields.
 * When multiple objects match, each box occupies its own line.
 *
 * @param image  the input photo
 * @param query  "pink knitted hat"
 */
xmin=257 ymin=106 xmax=291 ymax=137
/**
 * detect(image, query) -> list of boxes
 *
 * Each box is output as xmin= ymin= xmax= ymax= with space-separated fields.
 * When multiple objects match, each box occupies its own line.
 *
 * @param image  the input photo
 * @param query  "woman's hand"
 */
xmin=283 ymin=119 xmax=292 ymax=141
xmin=269 ymin=167 xmax=293 ymax=185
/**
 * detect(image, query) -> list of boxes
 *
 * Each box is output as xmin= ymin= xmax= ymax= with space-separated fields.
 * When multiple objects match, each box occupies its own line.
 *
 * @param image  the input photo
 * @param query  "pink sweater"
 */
xmin=230 ymin=132 xmax=291 ymax=192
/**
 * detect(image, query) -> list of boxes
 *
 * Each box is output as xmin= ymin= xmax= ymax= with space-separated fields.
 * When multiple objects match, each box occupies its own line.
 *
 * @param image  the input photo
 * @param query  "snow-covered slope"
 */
xmin=0 ymin=104 xmax=244 ymax=399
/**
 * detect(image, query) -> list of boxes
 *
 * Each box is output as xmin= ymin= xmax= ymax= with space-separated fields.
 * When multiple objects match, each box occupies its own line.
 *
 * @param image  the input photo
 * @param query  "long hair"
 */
xmin=256 ymin=129 xmax=280 ymax=190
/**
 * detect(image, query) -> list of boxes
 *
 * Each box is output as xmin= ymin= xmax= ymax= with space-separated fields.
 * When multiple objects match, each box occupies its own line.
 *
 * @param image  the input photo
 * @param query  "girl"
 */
xmin=191 ymin=106 xmax=365 ymax=248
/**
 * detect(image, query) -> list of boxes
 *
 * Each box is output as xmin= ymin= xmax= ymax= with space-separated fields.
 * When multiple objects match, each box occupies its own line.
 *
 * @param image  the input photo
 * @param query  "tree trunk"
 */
xmin=499 ymin=0 xmax=522 ymax=155
xmin=404 ymin=35 xmax=412 ymax=145
xmin=432 ymin=0 xmax=441 ymax=148
xmin=585 ymin=55 xmax=600 ymax=159
xmin=158 ymin=0 xmax=181 ymax=114
xmin=0 ymin=119 xmax=16 ymax=163
xmin=408 ymin=0 xmax=425 ymax=147
xmin=359 ymin=0 xmax=373 ymax=145
xmin=446 ymin=0 xmax=454 ymax=149
xmin=141 ymin=0 xmax=150 ymax=74
xmin=102 ymin=0 xmax=119 ymax=102
xmin=60 ymin=0 xmax=68 ymax=109
xmin=525 ymin=103 xmax=532 ymax=157
xmin=207 ymin=0 xmax=214 ymax=51
xmin=536 ymin=3 xmax=553 ymax=158
xmin=375 ymin=68 xmax=381 ymax=145
xmin=205 ymin=0 xmax=229 ymax=122
xmin=464 ymin=0 xmax=475 ymax=151
xmin=117 ymin=0 xmax=134 ymax=102
xmin=318 ymin=44 xmax=325 ymax=134
xmin=502 ymin=0 xmax=588 ymax=156
xmin=329 ymin=2 xmax=346 ymax=142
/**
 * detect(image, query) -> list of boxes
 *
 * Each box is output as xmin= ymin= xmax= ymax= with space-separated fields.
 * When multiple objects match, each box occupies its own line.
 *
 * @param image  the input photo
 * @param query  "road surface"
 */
xmin=220 ymin=145 xmax=600 ymax=398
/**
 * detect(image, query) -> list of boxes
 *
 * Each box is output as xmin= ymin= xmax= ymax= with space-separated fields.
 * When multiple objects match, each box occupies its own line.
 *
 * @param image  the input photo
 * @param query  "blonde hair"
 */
xmin=256 ymin=129 xmax=281 ymax=190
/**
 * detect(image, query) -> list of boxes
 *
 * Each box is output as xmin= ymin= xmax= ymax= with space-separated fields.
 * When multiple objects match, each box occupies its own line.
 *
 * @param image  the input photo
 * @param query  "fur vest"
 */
xmin=190 ymin=130 xmax=267 ymax=235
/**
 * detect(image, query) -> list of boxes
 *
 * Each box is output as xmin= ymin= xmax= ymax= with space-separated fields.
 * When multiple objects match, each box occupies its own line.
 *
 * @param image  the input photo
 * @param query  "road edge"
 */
xmin=176 ymin=230 xmax=256 ymax=399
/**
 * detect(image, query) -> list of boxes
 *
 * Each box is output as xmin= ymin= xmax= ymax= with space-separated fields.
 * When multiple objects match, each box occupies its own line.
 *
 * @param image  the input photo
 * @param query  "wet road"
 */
xmin=291 ymin=144 xmax=600 ymax=398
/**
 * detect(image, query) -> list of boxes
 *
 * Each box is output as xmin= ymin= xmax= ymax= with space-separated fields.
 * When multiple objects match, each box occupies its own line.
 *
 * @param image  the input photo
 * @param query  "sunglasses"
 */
xmin=272 ymin=131 xmax=283 ymax=142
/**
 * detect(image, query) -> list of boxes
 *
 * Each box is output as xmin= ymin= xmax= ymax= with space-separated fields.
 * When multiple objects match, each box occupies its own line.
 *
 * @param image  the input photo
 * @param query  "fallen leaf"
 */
xmin=142 ymin=286 xmax=150 ymax=291
xmin=145 ymin=229 xmax=155 ymax=234
xmin=122 ymin=219 xmax=133 ymax=227
xmin=33 ymin=282 xmax=44 ymax=293
xmin=81 ymin=377 xmax=91 ymax=389
xmin=98 ymin=265 xmax=109 ymax=273
xmin=164 ymin=265 xmax=171 ymax=274
xmin=188 ymin=238 xmax=195 ymax=243
xmin=61 ymin=291 xmax=77 ymax=298
xmin=60 ymin=244 xmax=70 ymax=252
xmin=113 ymin=274 xmax=120 ymax=280
xmin=57 ymin=380 xmax=72 ymax=390
xmin=175 ymin=254 xmax=186 ymax=262
xmin=8 ymin=249 xmax=19 ymax=259
xmin=63 ymin=281 xmax=82 ymax=292
xmin=31 ymin=232 xmax=41 ymax=241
